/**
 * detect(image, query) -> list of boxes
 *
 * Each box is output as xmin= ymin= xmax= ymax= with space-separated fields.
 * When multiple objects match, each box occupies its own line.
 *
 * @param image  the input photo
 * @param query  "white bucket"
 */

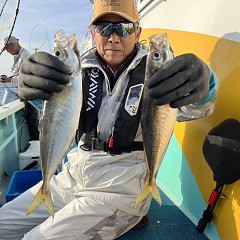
xmin=19 ymin=140 xmax=40 ymax=170
xmin=1 ymin=88 xmax=19 ymax=105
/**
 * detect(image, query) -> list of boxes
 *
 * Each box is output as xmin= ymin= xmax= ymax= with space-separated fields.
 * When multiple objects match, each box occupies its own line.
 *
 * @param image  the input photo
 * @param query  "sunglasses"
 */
xmin=93 ymin=22 xmax=138 ymax=37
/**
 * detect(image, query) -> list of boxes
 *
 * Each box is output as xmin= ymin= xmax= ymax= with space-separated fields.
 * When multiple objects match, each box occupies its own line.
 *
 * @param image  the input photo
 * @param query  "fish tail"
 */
xmin=135 ymin=178 xmax=162 ymax=208
xmin=152 ymin=181 xmax=162 ymax=206
xmin=26 ymin=185 xmax=55 ymax=218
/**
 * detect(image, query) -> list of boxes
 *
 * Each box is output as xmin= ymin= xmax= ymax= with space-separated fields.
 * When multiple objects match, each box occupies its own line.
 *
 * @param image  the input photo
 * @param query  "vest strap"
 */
xmin=81 ymin=134 xmax=143 ymax=154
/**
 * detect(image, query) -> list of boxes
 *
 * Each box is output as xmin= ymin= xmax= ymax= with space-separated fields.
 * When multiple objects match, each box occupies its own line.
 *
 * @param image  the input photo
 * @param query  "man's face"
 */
xmin=5 ymin=43 xmax=18 ymax=55
xmin=91 ymin=14 xmax=141 ymax=69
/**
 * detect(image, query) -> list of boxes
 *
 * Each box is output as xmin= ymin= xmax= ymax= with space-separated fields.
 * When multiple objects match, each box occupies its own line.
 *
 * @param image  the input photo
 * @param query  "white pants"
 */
xmin=0 ymin=146 xmax=151 ymax=239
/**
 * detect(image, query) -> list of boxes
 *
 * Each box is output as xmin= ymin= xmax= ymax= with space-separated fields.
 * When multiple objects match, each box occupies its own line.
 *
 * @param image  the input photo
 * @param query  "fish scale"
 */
xmin=135 ymin=33 xmax=177 ymax=207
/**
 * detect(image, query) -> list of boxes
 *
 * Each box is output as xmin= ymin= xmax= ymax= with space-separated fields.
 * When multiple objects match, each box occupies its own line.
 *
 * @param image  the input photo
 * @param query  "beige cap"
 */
xmin=91 ymin=0 xmax=140 ymax=25
xmin=4 ymin=35 xmax=19 ymax=45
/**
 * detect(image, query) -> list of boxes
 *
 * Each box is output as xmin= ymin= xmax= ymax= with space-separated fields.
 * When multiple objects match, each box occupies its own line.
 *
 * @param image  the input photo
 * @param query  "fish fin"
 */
xmin=44 ymin=189 xmax=55 ymax=219
xmin=26 ymin=185 xmax=55 ymax=218
xmin=152 ymin=182 xmax=162 ymax=206
xmin=26 ymin=186 xmax=44 ymax=215
xmin=134 ymin=179 xmax=162 ymax=208
xmin=135 ymin=181 xmax=152 ymax=208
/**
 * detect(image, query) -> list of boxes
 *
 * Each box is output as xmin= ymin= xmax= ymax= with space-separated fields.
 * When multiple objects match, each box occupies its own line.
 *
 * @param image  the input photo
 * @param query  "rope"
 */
xmin=28 ymin=22 xmax=49 ymax=53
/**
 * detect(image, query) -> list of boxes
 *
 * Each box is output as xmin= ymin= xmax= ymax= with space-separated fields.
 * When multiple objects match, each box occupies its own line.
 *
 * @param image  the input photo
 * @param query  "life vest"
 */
xmin=79 ymin=56 xmax=147 ymax=148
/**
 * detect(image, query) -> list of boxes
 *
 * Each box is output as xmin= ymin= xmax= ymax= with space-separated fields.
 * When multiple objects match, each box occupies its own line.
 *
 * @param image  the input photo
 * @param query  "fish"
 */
xmin=135 ymin=33 xmax=177 ymax=207
xmin=26 ymin=29 xmax=82 ymax=218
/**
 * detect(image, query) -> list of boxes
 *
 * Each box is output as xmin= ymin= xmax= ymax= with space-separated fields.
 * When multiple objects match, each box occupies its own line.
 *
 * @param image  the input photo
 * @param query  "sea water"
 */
xmin=0 ymin=83 xmax=18 ymax=106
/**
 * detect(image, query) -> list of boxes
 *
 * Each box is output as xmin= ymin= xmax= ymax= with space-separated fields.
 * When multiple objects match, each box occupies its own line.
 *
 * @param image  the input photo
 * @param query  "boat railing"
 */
xmin=0 ymin=100 xmax=29 ymax=181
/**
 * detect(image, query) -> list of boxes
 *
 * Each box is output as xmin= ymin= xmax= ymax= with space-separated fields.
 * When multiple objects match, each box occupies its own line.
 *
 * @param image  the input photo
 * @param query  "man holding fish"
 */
xmin=0 ymin=0 xmax=218 ymax=239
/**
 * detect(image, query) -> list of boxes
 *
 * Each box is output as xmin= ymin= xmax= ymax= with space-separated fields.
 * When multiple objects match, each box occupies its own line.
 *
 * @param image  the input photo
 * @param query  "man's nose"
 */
xmin=108 ymin=32 xmax=121 ymax=43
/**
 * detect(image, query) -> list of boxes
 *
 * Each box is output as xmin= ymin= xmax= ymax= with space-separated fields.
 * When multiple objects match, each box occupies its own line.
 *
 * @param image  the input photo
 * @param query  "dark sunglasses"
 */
xmin=93 ymin=22 xmax=138 ymax=37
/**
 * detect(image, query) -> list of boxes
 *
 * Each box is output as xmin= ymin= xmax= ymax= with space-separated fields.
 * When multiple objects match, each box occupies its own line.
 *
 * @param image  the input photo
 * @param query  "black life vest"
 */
xmin=78 ymin=56 xmax=147 ymax=147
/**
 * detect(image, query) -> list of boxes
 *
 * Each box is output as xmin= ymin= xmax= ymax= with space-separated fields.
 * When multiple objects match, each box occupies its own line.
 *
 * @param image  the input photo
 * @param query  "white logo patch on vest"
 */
xmin=125 ymin=84 xmax=144 ymax=116
xmin=86 ymin=68 xmax=99 ymax=112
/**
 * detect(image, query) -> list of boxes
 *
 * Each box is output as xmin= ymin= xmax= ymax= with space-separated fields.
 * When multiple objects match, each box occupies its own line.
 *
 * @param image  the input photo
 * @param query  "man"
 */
xmin=0 ymin=36 xmax=39 ymax=140
xmin=0 ymin=36 xmax=29 ymax=105
xmin=1 ymin=36 xmax=30 ymax=85
xmin=0 ymin=0 xmax=218 ymax=239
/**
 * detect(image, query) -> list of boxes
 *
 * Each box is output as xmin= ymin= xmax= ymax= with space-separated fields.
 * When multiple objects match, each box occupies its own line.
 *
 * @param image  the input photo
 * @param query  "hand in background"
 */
xmin=0 ymin=75 xmax=12 ymax=83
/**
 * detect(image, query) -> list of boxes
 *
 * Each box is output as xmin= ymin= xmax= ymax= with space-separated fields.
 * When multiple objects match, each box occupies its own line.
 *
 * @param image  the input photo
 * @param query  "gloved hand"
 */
xmin=19 ymin=52 xmax=71 ymax=100
xmin=148 ymin=53 xmax=210 ymax=108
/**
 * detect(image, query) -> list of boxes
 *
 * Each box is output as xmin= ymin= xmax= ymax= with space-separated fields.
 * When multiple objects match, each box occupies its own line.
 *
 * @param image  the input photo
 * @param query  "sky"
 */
xmin=0 ymin=0 xmax=94 ymax=76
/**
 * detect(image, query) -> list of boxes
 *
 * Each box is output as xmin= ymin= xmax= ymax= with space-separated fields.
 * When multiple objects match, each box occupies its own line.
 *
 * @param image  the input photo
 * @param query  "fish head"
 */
xmin=147 ymin=33 xmax=174 ymax=73
xmin=52 ymin=29 xmax=81 ymax=76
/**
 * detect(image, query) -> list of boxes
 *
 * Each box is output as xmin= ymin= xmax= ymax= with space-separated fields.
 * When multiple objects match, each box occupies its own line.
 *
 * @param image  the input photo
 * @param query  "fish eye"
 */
xmin=152 ymin=51 xmax=161 ymax=61
xmin=54 ymin=50 xmax=62 ymax=57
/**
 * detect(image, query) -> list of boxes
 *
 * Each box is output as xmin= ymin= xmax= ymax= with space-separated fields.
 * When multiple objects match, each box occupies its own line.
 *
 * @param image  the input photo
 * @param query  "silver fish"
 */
xmin=135 ymin=33 xmax=177 ymax=207
xmin=26 ymin=29 xmax=82 ymax=218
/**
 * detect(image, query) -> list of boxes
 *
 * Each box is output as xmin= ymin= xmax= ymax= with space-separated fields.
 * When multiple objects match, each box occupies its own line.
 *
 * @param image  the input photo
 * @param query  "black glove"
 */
xmin=148 ymin=53 xmax=210 ymax=108
xmin=19 ymin=52 xmax=71 ymax=100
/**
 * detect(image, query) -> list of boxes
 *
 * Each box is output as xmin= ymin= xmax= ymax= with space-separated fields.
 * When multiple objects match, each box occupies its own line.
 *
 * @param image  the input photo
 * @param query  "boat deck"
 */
xmin=120 ymin=192 xmax=208 ymax=240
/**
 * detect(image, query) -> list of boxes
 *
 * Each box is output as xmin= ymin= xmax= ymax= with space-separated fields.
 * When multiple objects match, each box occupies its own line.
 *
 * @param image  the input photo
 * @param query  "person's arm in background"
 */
xmin=10 ymin=56 xmax=25 ymax=86
xmin=0 ymin=62 xmax=22 ymax=84
xmin=0 ymin=75 xmax=12 ymax=83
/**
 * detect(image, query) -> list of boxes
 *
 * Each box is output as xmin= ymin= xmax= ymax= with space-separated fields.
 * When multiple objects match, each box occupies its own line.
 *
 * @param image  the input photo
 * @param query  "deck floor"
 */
xmin=119 ymin=193 xmax=209 ymax=240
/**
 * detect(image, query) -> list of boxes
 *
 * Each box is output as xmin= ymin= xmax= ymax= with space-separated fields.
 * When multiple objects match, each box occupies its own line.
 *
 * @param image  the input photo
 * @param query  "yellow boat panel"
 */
xmin=141 ymin=28 xmax=240 ymax=240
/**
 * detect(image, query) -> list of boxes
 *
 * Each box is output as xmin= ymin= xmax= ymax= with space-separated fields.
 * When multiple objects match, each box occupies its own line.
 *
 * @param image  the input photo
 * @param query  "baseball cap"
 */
xmin=3 ymin=36 xmax=19 ymax=48
xmin=91 ymin=0 xmax=140 ymax=25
